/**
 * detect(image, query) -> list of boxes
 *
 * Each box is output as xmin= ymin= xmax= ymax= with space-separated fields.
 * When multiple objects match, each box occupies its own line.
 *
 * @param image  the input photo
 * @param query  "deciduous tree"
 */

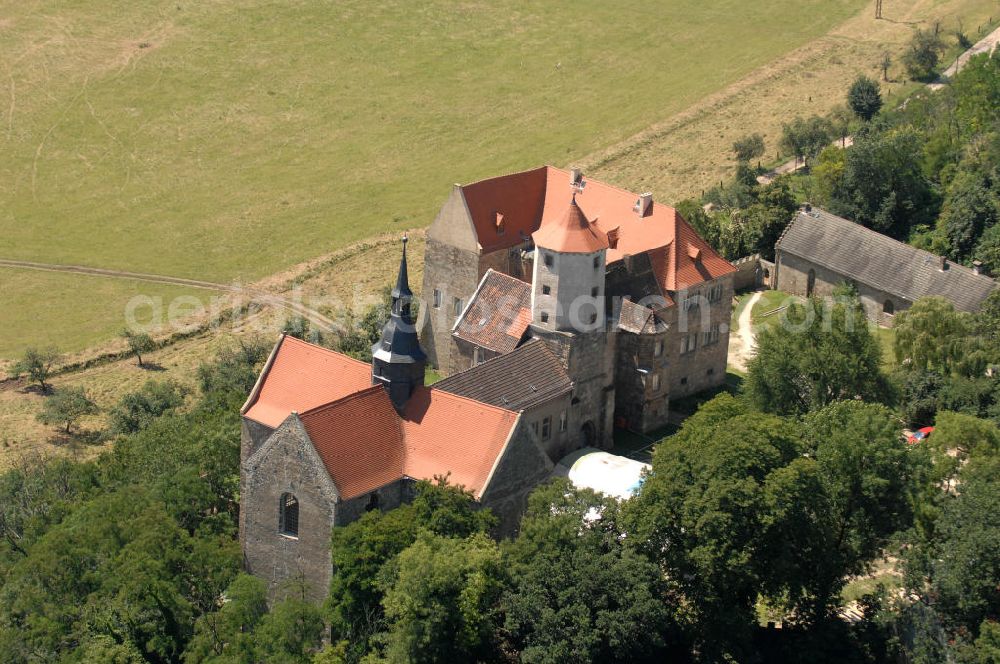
xmin=745 ymin=292 xmax=892 ymax=415
xmin=848 ymin=75 xmax=883 ymax=121
xmin=36 ymin=386 xmax=99 ymax=434
xmin=8 ymin=347 xmax=59 ymax=393
xmin=121 ymin=328 xmax=156 ymax=367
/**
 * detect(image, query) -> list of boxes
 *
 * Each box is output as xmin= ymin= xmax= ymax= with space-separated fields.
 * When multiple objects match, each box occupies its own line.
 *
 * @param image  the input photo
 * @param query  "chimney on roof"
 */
xmin=973 ymin=260 xmax=984 ymax=275
xmin=570 ymin=167 xmax=583 ymax=187
xmin=940 ymin=255 xmax=949 ymax=271
xmin=803 ymin=202 xmax=812 ymax=213
xmin=634 ymin=193 xmax=653 ymax=218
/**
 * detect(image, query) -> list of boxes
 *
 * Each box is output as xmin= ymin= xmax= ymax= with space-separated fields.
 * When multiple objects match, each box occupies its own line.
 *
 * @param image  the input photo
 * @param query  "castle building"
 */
xmin=422 ymin=165 xmax=736 ymax=439
xmin=239 ymin=166 xmax=736 ymax=601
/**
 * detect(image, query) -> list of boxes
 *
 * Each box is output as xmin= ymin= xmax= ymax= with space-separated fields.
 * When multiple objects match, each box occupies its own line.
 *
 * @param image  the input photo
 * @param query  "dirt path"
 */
xmin=728 ymin=291 xmax=762 ymax=373
xmin=930 ymin=23 xmax=1000 ymax=89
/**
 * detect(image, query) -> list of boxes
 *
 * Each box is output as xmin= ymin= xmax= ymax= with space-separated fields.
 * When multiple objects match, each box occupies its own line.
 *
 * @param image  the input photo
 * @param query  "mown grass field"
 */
xmin=0 ymin=0 xmax=872 ymax=357
xmin=0 ymin=267 xmax=217 ymax=358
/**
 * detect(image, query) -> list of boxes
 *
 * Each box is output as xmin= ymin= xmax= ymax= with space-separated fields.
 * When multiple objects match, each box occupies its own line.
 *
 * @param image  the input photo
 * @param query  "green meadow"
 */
xmin=1 ymin=0 xmax=865 ymax=356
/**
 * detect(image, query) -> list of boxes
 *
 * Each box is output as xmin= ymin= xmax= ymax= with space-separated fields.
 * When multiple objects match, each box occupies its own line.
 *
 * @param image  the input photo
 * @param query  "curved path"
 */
xmin=0 ymin=258 xmax=340 ymax=332
xmin=728 ymin=291 xmax=762 ymax=373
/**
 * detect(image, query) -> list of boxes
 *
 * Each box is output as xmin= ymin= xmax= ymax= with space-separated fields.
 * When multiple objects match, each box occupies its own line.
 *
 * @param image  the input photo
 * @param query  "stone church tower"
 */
xmin=372 ymin=236 xmax=427 ymax=413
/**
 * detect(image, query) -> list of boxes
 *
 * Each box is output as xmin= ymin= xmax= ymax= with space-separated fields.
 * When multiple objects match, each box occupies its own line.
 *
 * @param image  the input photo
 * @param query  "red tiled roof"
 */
xmin=462 ymin=166 xmax=548 ymax=253
xmin=294 ymin=385 xmax=519 ymax=500
xmin=533 ymin=196 xmax=609 ymax=253
xmin=243 ymin=336 xmax=373 ymax=428
xmin=300 ymin=387 xmax=405 ymax=500
xmin=459 ymin=166 xmax=734 ymax=290
xmin=401 ymin=387 xmax=519 ymax=499
xmin=454 ymin=270 xmax=532 ymax=354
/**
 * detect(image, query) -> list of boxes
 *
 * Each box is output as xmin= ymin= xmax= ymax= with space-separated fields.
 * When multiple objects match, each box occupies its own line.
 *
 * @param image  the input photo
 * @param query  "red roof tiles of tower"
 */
xmin=242 ymin=335 xmax=372 ymax=428
xmin=532 ymin=194 xmax=610 ymax=253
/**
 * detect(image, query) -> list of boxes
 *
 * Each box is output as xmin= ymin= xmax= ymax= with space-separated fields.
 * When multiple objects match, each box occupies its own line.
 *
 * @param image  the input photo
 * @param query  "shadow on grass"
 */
xmin=48 ymin=429 xmax=104 ymax=450
xmin=139 ymin=362 xmax=166 ymax=372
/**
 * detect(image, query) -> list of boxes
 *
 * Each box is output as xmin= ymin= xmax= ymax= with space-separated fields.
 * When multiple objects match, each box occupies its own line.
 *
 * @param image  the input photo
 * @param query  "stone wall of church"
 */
xmin=775 ymin=251 xmax=908 ymax=326
xmin=447 ymin=337 xmax=501 ymax=376
xmin=420 ymin=237 xmax=481 ymax=371
xmin=479 ymin=422 xmax=554 ymax=535
xmin=333 ymin=479 xmax=410 ymax=527
xmin=614 ymin=331 xmax=671 ymax=433
xmin=241 ymin=419 xmax=339 ymax=604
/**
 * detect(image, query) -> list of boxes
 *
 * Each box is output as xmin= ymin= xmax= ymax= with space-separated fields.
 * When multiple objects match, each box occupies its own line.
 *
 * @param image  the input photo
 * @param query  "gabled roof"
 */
xmin=458 ymin=165 xmax=734 ymax=290
xmin=242 ymin=335 xmax=372 ymax=428
xmin=400 ymin=387 xmax=520 ymax=499
xmin=299 ymin=387 xmax=405 ymax=500
xmin=778 ymin=208 xmax=999 ymax=311
xmin=533 ymin=195 xmax=609 ymax=254
xmin=434 ymin=339 xmax=573 ymax=411
xmin=247 ymin=339 xmax=523 ymax=500
xmin=617 ymin=299 xmax=670 ymax=335
xmin=453 ymin=269 xmax=532 ymax=354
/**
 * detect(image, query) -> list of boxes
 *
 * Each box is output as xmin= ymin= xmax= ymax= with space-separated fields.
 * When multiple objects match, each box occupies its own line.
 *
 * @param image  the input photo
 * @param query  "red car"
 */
xmin=907 ymin=426 xmax=934 ymax=445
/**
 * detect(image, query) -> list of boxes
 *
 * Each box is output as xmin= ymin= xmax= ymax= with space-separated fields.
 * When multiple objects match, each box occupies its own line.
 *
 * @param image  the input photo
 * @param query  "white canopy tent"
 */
xmin=552 ymin=447 xmax=650 ymax=500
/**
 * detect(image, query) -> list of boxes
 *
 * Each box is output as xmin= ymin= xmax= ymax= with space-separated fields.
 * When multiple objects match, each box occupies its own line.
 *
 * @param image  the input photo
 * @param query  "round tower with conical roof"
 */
xmin=530 ymin=193 xmax=609 ymax=332
xmin=372 ymin=236 xmax=427 ymax=414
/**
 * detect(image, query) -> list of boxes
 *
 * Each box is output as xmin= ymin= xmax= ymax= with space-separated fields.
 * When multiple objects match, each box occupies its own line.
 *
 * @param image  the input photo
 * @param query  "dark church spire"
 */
xmin=372 ymin=236 xmax=427 ymax=414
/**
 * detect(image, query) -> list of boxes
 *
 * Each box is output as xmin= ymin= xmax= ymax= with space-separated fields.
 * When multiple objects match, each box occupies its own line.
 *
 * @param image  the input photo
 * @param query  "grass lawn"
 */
xmin=1 ymin=0 xmax=873 ymax=356
xmin=0 ymin=267 xmax=221 ymax=358
xmin=751 ymin=289 xmax=798 ymax=333
xmin=876 ymin=326 xmax=898 ymax=372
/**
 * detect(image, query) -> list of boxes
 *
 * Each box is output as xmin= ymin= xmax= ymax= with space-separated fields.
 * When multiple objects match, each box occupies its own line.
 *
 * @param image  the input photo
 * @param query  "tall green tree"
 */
xmin=797 ymin=401 xmax=922 ymax=620
xmin=828 ymin=125 xmax=937 ymax=238
xmin=732 ymin=133 xmax=766 ymax=163
xmin=847 ymin=75 xmax=883 ymax=121
xmin=893 ymin=297 xmax=976 ymax=375
xmin=625 ymin=395 xmax=804 ymax=659
xmin=939 ymin=171 xmax=999 ymax=260
xmin=325 ymin=478 xmax=494 ymax=652
xmin=780 ymin=115 xmax=832 ymax=167
xmin=503 ymin=480 xmax=675 ymax=663
xmin=108 ymin=380 xmax=188 ymax=436
xmin=377 ymin=533 xmax=504 ymax=664
xmin=903 ymin=29 xmax=943 ymax=81
xmin=745 ymin=293 xmax=892 ymax=416
xmin=121 ymin=328 xmax=156 ymax=367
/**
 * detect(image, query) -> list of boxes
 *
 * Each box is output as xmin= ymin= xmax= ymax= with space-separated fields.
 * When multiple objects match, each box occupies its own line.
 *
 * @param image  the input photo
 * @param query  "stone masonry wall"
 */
xmin=420 ymin=237 xmax=481 ymax=370
xmin=241 ymin=417 xmax=339 ymax=603
xmin=776 ymin=251 xmax=908 ymax=326
xmin=665 ymin=273 xmax=734 ymax=398
xmin=614 ymin=330 xmax=671 ymax=433
xmin=478 ymin=421 xmax=554 ymax=536
xmin=531 ymin=326 xmax=615 ymax=449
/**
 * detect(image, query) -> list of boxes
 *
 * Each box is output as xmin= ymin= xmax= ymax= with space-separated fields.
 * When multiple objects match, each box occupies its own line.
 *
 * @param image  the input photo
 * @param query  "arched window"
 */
xmin=807 ymin=269 xmax=816 ymax=297
xmin=883 ymin=300 xmax=894 ymax=315
xmin=279 ymin=493 xmax=299 ymax=538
